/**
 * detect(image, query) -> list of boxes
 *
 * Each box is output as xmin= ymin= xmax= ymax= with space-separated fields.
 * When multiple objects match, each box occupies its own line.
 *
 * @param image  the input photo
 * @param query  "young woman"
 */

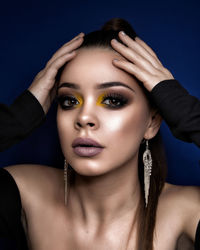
xmin=0 ymin=18 xmax=199 ymax=250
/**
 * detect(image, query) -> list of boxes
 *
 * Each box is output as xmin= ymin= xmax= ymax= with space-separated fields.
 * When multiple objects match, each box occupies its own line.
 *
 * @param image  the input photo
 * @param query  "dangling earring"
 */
xmin=143 ymin=139 xmax=152 ymax=207
xmin=64 ymin=159 xmax=69 ymax=206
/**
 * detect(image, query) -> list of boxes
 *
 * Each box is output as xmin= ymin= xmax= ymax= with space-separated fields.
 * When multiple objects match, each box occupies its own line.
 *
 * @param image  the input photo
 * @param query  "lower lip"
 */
xmin=73 ymin=146 xmax=104 ymax=157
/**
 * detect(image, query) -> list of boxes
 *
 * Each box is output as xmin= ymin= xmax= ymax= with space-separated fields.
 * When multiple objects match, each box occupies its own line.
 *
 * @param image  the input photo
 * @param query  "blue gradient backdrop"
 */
xmin=0 ymin=0 xmax=200 ymax=185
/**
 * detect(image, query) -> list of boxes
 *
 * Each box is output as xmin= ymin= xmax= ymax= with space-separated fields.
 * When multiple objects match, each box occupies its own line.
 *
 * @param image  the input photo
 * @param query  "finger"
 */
xmin=63 ymin=32 xmax=85 ymax=46
xmin=112 ymin=59 xmax=159 ymax=91
xmin=61 ymin=32 xmax=85 ymax=47
xmin=135 ymin=37 xmax=162 ymax=64
xmin=118 ymin=32 xmax=163 ymax=68
xmin=112 ymin=59 xmax=150 ymax=83
xmin=46 ymin=36 xmax=84 ymax=67
xmin=111 ymin=39 xmax=158 ymax=75
xmin=47 ymin=33 xmax=84 ymax=65
xmin=46 ymin=33 xmax=84 ymax=66
xmin=47 ymin=36 xmax=84 ymax=65
xmin=45 ymin=51 xmax=77 ymax=81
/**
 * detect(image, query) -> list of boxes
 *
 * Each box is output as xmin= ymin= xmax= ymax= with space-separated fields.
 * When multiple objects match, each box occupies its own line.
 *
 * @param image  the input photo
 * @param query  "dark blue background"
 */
xmin=0 ymin=0 xmax=200 ymax=185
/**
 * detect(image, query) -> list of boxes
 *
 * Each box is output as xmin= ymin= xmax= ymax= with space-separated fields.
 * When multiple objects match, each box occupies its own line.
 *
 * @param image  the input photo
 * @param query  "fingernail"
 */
xmin=75 ymin=37 xmax=81 ymax=41
xmin=120 ymin=31 xmax=126 ymax=36
xmin=78 ymin=32 xmax=85 ymax=37
xmin=113 ymin=59 xmax=119 ymax=62
xmin=112 ymin=39 xmax=118 ymax=43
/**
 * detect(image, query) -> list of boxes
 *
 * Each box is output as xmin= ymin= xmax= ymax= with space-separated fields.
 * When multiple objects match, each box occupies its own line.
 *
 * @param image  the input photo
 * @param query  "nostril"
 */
xmin=88 ymin=123 xmax=95 ymax=127
xmin=75 ymin=122 xmax=96 ymax=128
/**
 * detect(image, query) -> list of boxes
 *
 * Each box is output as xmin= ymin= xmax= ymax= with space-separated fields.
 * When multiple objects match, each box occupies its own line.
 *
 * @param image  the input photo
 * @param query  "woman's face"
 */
xmin=57 ymin=48 xmax=156 ymax=176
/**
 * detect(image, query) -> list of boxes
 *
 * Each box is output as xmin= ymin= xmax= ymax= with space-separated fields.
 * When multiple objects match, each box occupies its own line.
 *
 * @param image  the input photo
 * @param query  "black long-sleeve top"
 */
xmin=0 ymin=79 xmax=199 ymax=249
xmin=0 ymin=90 xmax=45 ymax=152
xmin=150 ymin=79 xmax=200 ymax=147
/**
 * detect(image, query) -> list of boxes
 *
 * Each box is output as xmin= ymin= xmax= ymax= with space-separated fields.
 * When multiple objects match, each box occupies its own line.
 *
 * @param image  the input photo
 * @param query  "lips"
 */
xmin=72 ymin=137 xmax=104 ymax=148
xmin=72 ymin=138 xmax=104 ymax=157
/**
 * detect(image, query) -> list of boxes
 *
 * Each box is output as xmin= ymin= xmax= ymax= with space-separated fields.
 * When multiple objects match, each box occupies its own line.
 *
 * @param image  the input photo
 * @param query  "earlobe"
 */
xmin=144 ymin=110 xmax=162 ymax=140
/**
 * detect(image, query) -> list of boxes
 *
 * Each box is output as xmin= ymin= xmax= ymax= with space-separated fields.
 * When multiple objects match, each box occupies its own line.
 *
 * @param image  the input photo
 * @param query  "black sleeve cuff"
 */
xmin=151 ymin=79 xmax=189 ymax=102
xmin=10 ymin=90 xmax=46 ymax=131
xmin=150 ymin=79 xmax=200 ymax=146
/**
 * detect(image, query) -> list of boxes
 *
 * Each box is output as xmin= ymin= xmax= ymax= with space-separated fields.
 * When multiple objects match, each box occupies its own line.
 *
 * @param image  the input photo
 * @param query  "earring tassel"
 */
xmin=143 ymin=140 xmax=152 ymax=207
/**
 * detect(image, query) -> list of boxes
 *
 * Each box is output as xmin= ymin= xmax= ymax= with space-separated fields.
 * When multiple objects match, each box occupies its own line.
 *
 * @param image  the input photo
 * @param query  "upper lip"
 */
xmin=72 ymin=137 xmax=104 ymax=148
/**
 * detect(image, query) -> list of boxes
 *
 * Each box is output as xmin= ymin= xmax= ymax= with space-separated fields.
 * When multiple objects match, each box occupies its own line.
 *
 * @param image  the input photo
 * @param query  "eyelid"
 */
xmin=73 ymin=93 xmax=83 ymax=107
xmin=99 ymin=92 xmax=129 ymax=108
xmin=97 ymin=92 xmax=106 ymax=106
xmin=56 ymin=93 xmax=83 ymax=109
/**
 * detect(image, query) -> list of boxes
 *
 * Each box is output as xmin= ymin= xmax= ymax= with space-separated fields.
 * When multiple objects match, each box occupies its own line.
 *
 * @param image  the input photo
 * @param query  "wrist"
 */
xmin=28 ymin=86 xmax=50 ymax=114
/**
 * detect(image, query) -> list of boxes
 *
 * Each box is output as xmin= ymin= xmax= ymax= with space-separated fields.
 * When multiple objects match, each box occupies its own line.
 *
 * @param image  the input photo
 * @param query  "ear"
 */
xmin=143 ymin=109 xmax=162 ymax=140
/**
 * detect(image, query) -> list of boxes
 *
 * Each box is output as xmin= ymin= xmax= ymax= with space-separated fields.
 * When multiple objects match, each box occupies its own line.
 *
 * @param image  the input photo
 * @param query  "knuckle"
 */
xmin=133 ymin=53 xmax=141 ymax=61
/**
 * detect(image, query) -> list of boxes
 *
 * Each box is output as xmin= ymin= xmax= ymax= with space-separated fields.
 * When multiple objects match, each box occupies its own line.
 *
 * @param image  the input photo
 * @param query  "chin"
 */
xmin=67 ymin=159 xmax=111 ymax=177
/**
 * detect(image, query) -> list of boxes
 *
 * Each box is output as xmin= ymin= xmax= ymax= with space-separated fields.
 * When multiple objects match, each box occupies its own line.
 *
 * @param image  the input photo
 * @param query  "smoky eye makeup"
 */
xmin=96 ymin=91 xmax=130 ymax=109
xmin=56 ymin=92 xmax=83 ymax=110
xmin=56 ymin=90 xmax=132 ymax=110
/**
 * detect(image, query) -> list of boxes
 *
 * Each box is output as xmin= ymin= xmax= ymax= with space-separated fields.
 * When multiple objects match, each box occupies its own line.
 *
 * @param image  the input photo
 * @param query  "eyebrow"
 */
xmin=57 ymin=82 xmax=135 ymax=93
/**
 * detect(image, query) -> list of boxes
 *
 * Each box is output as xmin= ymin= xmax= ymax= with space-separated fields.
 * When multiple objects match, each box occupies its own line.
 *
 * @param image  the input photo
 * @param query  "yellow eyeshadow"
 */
xmin=72 ymin=92 xmax=107 ymax=108
xmin=74 ymin=93 xmax=83 ymax=108
xmin=96 ymin=92 xmax=107 ymax=107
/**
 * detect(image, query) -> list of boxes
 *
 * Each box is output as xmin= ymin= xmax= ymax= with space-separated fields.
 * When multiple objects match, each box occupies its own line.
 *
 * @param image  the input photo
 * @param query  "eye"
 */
xmin=57 ymin=95 xmax=79 ymax=109
xmin=102 ymin=93 xmax=128 ymax=109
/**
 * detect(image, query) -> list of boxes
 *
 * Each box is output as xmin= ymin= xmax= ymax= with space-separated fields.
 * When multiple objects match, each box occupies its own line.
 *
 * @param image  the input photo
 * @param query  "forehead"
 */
xmin=59 ymin=48 xmax=139 ymax=90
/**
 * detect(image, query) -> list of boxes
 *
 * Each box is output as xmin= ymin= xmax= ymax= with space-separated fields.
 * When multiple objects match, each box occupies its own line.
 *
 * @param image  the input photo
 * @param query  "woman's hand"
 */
xmin=111 ymin=31 xmax=174 ymax=92
xmin=28 ymin=32 xmax=85 ymax=114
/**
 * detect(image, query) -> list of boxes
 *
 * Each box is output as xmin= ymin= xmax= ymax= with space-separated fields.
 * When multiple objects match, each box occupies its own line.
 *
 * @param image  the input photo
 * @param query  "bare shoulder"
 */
xmin=4 ymin=164 xmax=62 ymax=186
xmin=3 ymin=164 xmax=63 ymax=207
xmin=159 ymin=182 xmax=200 ymax=240
xmin=162 ymin=182 xmax=200 ymax=209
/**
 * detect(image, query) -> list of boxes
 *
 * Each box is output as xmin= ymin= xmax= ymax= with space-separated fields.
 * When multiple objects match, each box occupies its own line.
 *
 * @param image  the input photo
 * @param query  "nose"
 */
xmin=74 ymin=103 xmax=99 ymax=131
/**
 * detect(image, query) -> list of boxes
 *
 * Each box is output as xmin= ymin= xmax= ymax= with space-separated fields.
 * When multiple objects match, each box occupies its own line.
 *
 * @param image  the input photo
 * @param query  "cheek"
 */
xmin=56 ymin=110 xmax=74 ymax=150
xmin=102 ymin=105 xmax=149 ymax=148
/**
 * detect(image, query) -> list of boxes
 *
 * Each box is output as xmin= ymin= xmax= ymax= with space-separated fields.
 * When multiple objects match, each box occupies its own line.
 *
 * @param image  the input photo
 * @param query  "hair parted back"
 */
xmin=79 ymin=17 xmax=137 ymax=49
xmin=56 ymin=17 xmax=167 ymax=250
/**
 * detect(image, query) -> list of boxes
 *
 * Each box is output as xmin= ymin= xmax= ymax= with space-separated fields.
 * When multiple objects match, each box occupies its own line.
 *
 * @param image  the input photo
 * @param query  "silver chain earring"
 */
xmin=64 ymin=159 xmax=69 ymax=206
xmin=143 ymin=140 xmax=152 ymax=207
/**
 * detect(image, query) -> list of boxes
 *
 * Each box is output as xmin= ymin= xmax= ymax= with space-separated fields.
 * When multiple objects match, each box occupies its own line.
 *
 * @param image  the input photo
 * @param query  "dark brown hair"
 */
xmin=57 ymin=18 xmax=167 ymax=250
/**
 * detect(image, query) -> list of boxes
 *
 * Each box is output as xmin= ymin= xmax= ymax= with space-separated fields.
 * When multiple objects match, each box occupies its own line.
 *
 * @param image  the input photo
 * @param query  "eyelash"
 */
xmin=101 ymin=93 xmax=129 ymax=109
xmin=56 ymin=92 xmax=129 ymax=110
xmin=57 ymin=95 xmax=79 ymax=110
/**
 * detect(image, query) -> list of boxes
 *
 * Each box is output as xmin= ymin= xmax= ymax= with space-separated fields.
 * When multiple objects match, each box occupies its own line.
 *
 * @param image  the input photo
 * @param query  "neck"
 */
xmin=68 ymin=155 xmax=141 ymax=230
